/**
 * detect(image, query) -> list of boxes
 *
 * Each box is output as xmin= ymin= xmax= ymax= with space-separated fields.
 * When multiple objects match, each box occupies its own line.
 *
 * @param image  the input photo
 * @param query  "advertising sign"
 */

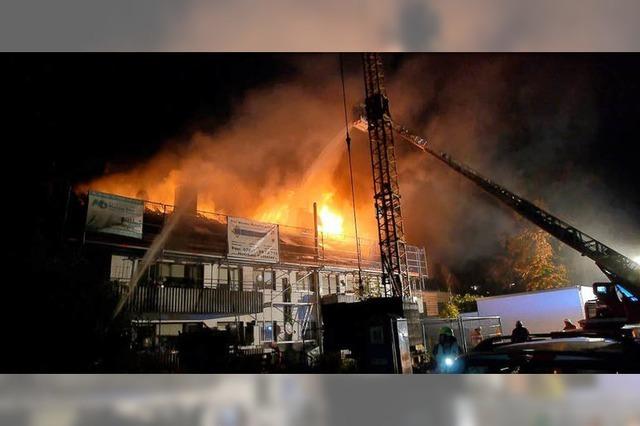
xmin=227 ymin=216 xmax=279 ymax=263
xmin=86 ymin=191 xmax=144 ymax=239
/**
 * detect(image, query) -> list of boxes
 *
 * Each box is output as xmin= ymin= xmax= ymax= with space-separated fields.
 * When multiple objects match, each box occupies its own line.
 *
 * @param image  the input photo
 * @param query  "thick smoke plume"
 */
xmin=385 ymin=55 xmax=640 ymax=284
xmin=82 ymin=54 xmax=639 ymax=286
xmin=81 ymin=56 xmax=380 ymax=240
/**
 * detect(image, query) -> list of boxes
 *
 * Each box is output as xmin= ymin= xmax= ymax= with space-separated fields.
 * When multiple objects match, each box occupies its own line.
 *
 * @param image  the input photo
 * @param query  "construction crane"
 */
xmin=361 ymin=53 xmax=410 ymax=298
xmin=354 ymin=116 xmax=640 ymax=324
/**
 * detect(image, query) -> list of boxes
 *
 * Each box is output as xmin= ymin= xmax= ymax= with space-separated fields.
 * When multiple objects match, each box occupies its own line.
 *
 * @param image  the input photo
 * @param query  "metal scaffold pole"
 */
xmin=313 ymin=202 xmax=323 ymax=354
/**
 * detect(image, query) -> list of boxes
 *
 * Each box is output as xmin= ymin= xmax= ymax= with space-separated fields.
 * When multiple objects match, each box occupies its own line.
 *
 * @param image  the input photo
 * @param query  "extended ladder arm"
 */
xmin=353 ymin=118 xmax=640 ymax=291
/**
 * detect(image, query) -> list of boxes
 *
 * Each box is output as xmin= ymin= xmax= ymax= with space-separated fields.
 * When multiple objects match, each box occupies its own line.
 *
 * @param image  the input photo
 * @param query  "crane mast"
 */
xmin=361 ymin=53 xmax=410 ymax=298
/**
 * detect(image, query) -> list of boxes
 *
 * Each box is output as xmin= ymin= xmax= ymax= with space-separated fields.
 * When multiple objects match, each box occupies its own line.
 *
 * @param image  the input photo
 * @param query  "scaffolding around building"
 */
xmin=77 ymin=191 xmax=430 ymax=356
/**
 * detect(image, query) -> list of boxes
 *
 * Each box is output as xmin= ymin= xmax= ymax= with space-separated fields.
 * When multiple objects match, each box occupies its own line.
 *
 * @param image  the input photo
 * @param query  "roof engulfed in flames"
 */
xmin=78 ymin=129 xmax=376 ymax=240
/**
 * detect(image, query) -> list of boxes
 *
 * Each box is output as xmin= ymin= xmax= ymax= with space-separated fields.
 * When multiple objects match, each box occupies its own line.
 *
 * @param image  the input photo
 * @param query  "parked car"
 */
xmin=450 ymin=330 xmax=640 ymax=373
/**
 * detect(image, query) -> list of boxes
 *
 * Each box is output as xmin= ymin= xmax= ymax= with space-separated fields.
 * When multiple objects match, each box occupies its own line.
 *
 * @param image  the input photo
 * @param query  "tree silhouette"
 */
xmin=491 ymin=224 xmax=569 ymax=292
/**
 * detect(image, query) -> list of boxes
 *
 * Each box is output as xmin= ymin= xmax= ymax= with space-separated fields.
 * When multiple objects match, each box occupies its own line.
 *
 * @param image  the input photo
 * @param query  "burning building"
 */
xmin=76 ymin=185 xmax=429 ymax=371
xmin=65 ymin=54 xmax=438 ymax=371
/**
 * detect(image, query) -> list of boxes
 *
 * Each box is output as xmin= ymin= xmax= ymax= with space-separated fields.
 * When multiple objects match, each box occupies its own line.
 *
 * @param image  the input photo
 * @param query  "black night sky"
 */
xmin=8 ymin=54 xmax=297 ymax=182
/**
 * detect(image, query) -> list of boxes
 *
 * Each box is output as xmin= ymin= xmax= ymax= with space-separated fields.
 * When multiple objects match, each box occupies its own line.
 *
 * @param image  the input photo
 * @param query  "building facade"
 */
xmin=81 ymin=190 xmax=429 ymax=361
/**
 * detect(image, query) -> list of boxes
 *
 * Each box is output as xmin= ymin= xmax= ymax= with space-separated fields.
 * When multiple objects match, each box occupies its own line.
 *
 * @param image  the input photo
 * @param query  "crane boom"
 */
xmin=354 ymin=117 xmax=640 ymax=292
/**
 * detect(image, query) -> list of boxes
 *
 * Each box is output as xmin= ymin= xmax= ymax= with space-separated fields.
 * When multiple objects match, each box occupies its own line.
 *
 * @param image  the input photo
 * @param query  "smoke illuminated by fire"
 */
xmin=78 ymin=68 xmax=376 ymax=239
xmin=82 ymin=152 xmax=358 ymax=236
xmin=75 ymin=54 xmax=640 ymax=286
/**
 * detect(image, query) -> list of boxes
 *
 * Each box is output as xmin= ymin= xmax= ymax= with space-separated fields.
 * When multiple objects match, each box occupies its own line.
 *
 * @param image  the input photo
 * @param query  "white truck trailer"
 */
xmin=475 ymin=286 xmax=596 ymax=334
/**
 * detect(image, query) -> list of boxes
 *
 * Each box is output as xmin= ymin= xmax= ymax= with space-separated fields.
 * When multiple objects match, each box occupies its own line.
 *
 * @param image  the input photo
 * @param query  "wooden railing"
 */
xmin=116 ymin=285 xmax=263 ymax=315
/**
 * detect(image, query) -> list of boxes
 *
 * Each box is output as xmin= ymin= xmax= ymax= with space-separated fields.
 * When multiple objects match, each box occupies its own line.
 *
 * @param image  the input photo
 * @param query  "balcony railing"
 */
xmin=116 ymin=285 xmax=264 ymax=315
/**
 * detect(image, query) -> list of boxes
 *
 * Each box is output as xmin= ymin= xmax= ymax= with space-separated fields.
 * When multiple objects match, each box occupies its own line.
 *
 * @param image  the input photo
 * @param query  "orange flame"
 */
xmin=317 ymin=193 xmax=344 ymax=236
xmin=78 ymin=128 xmax=378 ymax=239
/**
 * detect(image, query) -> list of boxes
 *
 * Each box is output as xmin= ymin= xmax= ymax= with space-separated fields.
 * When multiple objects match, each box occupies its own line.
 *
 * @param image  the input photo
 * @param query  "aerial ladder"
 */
xmin=354 ymin=116 xmax=640 ymax=326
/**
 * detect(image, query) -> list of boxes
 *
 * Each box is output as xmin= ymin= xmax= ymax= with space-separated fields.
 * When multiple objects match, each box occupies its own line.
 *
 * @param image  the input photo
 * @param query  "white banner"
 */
xmin=86 ymin=191 xmax=144 ymax=239
xmin=227 ymin=216 xmax=279 ymax=263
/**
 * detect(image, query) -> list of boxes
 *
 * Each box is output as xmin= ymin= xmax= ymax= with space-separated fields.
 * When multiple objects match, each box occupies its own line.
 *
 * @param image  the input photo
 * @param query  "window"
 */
xmin=245 ymin=322 xmax=255 ymax=346
xmin=171 ymin=264 xmax=185 ymax=279
xmin=146 ymin=263 xmax=166 ymax=286
xmin=295 ymin=272 xmax=306 ymax=291
xmin=110 ymin=255 xmax=134 ymax=283
xmin=204 ymin=264 xmax=214 ymax=288
xmin=329 ymin=274 xmax=341 ymax=294
xmin=296 ymin=272 xmax=313 ymax=291
xmin=263 ymin=322 xmax=275 ymax=342
xmin=218 ymin=265 xmax=229 ymax=288
xmin=158 ymin=263 xmax=171 ymax=280
xmin=254 ymin=268 xmax=275 ymax=290
xmin=338 ymin=275 xmax=346 ymax=294
xmin=217 ymin=265 xmax=242 ymax=290
xmin=264 ymin=270 xmax=275 ymax=290
xmin=283 ymin=277 xmax=291 ymax=303
xmin=345 ymin=274 xmax=355 ymax=293
xmin=148 ymin=262 xmax=203 ymax=288
xmin=319 ymin=274 xmax=329 ymax=295
xmin=309 ymin=274 xmax=317 ymax=292
xmin=253 ymin=269 xmax=263 ymax=290
xmin=229 ymin=267 xmax=242 ymax=291
xmin=185 ymin=264 xmax=203 ymax=287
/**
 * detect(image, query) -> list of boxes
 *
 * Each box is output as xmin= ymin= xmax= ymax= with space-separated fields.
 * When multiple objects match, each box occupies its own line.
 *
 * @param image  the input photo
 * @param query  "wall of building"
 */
xmin=108 ymin=253 xmax=393 ymax=349
xmin=421 ymin=291 xmax=451 ymax=317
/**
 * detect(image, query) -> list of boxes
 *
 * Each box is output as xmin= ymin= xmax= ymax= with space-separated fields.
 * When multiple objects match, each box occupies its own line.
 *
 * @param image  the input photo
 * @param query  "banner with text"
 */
xmin=86 ymin=191 xmax=144 ymax=239
xmin=227 ymin=216 xmax=279 ymax=263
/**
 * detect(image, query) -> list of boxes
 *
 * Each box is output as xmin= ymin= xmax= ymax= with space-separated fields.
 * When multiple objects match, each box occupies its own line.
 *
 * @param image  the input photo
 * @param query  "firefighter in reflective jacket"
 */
xmin=432 ymin=326 xmax=461 ymax=373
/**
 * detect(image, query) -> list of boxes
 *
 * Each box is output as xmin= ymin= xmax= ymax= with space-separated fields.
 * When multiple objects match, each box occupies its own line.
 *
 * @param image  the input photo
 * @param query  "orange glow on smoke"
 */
xmin=78 ymin=130 xmax=377 ymax=239
xmin=84 ymin=173 xmax=353 ymax=237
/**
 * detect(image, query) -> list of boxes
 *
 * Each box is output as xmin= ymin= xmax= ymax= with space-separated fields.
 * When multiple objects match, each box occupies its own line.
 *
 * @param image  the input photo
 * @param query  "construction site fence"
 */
xmin=421 ymin=316 xmax=503 ymax=354
xmin=124 ymin=349 xmax=181 ymax=373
